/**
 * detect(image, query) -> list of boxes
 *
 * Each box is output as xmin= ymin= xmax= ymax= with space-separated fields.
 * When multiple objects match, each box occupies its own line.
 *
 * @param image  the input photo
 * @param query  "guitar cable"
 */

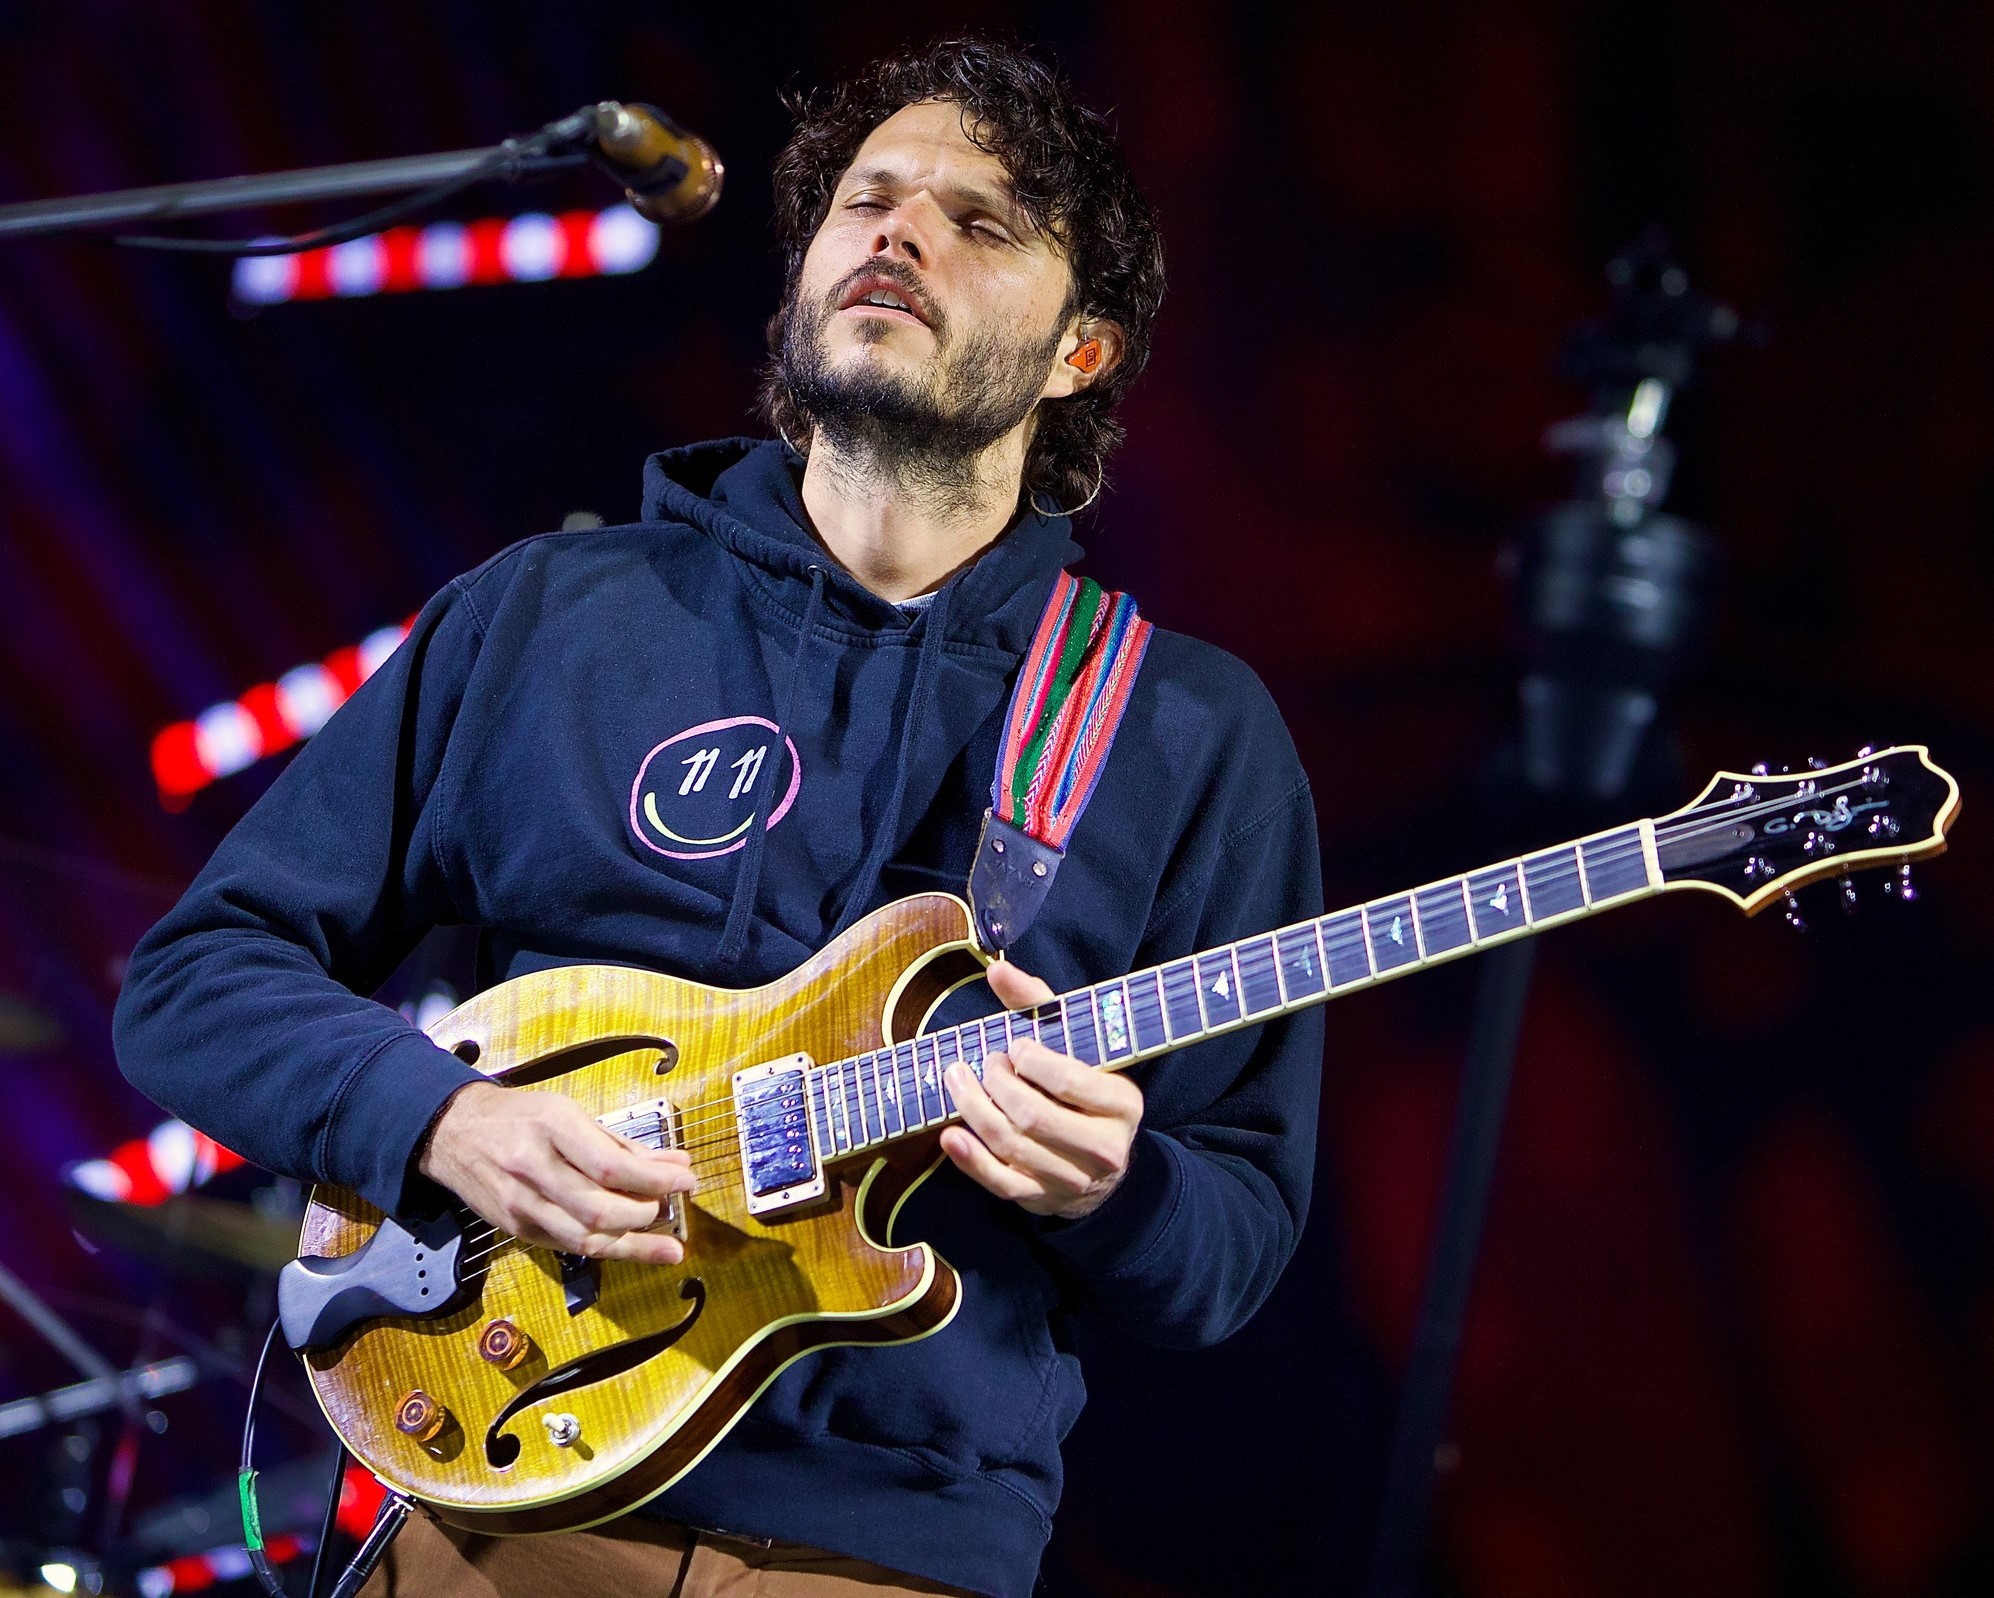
xmin=241 ymin=1315 xmax=413 ymax=1598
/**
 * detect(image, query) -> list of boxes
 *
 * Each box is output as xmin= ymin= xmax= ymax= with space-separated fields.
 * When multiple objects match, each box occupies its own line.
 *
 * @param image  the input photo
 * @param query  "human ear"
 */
xmin=1042 ymin=319 xmax=1127 ymax=400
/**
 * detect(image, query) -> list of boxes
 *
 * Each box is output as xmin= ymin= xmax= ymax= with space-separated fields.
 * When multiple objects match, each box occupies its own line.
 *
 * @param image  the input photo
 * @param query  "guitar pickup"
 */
xmin=732 ymin=1054 xmax=827 ymax=1217
xmin=598 ymin=1097 xmax=688 ymax=1242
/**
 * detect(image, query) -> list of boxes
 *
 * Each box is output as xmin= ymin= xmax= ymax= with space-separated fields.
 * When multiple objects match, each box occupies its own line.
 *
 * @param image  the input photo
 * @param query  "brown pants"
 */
xmin=359 ymin=1508 xmax=972 ymax=1597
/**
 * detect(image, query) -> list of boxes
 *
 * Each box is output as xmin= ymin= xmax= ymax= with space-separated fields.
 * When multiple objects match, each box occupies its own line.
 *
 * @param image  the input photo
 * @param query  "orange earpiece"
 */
xmin=1066 ymin=338 xmax=1103 ymax=374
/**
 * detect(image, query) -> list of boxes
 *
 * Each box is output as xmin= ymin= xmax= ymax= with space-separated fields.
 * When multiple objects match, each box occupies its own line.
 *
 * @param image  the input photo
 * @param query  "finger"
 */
xmin=593 ymin=1228 xmax=686 ymax=1266
xmin=978 ymin=1059 xmax=1124 ymax=1181
xmin=986 ymin=957 xmax=1055 ymax=1009
xmin=547 ymin=1110 xmax=699 ymax=1198
xmin=938 ymin=1125 xmax=1043 ymax=1205
xmin=517 ymin=1150 xmax=663 ymax=1238
xmin=1005 ymin=1038 xmax=1144 ymax=1117
xmin=508 ymin=1191 xmax=598 ymax=1256
xmin=948 ymin=1062 xmax=1098 ymax=1192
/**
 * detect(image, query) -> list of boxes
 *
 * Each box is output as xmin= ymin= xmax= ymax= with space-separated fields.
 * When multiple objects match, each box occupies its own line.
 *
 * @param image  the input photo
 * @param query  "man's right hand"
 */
xmin=419 ymin=1081 xmax=696 ymax=1265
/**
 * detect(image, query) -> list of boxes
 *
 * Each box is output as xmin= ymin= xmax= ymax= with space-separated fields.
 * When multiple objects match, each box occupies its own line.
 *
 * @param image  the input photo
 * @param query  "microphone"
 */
xmin=591 ymin=101 xmax=724 ymax=224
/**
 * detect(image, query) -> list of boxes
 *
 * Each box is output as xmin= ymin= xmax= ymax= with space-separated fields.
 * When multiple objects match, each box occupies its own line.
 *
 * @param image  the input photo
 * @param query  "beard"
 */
xmin=774 ymin=263 xmax=1064 ymax=507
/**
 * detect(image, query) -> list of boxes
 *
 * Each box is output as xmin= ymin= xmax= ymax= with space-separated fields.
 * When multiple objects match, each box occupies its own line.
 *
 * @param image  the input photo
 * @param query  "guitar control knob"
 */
xmin=543 ymin=1412 xmax=582 ymax=1448
xmin=395 ymin=1390 xmax=448 ymax=1443
xmin=478 ymin=1319 xmax=532 ymax=1371
xmin=1782 ymin=891 xmax=1807 ymax=933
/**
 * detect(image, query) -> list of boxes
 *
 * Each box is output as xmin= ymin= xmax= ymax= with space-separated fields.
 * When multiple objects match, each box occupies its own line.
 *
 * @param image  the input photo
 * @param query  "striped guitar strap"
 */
xmin=967 ymin=570 xmax=1154 ymax=953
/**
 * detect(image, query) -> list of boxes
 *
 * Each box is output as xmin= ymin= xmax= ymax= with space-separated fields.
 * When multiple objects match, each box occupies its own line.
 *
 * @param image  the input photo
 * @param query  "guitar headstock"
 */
xmin=1656 ymin=745 xmax=1960 ymax=914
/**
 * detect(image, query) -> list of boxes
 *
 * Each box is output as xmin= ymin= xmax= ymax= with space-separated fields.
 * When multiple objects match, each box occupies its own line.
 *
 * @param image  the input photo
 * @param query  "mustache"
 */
xmin=824 ymin=259 xmax=945 ymax=339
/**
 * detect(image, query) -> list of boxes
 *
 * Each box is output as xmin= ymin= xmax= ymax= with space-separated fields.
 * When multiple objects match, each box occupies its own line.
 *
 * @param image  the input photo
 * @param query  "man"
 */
xmin=115 ymin=37 xmax=1323 ymax=1598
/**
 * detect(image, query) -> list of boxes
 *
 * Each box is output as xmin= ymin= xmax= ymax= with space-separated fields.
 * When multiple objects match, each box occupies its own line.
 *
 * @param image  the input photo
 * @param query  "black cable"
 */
xmin=239 ymin=1317 xmax=293 ymax=1598
xmin=111 ymin=153 xmax=514 ymax=256
xmin=109 ymin=105 xmax=596 ymax=257
xmin=306 ymin=1443 xmax=348 ymax=1598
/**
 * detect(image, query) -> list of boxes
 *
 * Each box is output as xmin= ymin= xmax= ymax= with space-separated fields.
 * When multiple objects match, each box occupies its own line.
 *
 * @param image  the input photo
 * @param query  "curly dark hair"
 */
xmin=758 ymin=36 xmax=1166 ymax=512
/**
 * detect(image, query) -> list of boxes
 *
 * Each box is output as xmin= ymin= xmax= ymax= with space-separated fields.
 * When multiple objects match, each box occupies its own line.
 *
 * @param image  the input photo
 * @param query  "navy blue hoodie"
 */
xmin=114 ymin=439 xmax=1324 ymax=1598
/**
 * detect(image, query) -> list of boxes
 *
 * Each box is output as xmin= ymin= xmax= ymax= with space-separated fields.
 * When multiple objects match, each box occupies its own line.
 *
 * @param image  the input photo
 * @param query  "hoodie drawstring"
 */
xmin=830 ymin=582 xmax=954 ymax=939
xmin=717 ymin=564 xmax=826 ymax=968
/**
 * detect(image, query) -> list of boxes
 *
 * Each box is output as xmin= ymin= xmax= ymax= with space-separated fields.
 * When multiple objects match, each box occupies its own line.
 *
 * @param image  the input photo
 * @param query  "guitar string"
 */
xmin=443 ymin=770 xmax=1902 ymax=1255
xmin=640 ymin=771 xmax=1887 ymax=1139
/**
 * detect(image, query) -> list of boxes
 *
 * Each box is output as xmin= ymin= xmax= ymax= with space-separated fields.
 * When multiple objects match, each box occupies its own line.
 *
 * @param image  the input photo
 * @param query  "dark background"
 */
xmin=3 ymin=2 xmax=1993 ymax=1594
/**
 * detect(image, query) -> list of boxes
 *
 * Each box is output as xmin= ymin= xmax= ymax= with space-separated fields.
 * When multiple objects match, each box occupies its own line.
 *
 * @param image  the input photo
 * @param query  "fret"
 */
xmin=1007 ymin=1011 xmax=1037 ymax=1051
xmin=1275 ymin=925 xmax=1326 ymax=1001
xmin=1522 ymin=847 xmax=1585 ymax=919
xmin=1161 ymin=959 xmax=1202 ymax=1039
xmin=810 ymin=1069 xmax=835 ymax=1157
xmin=1128 ymin=969 xmax=1169 ymax=1051
xmin=1414 ymin=880 xmax=1472 ymax=957
xmin=1321 ymin=910 xmax=1371 ymax=987
xmin=1197 ymin=949 xmax=1243 ymax=1027
xmin=892 ymin=1043 xmax=919 ymax=1132
xmin=837 ymin=1059 xmax=861 ymax=1150
xmin=1580 ymin=828 xmax=1650 ymax=900
xmin=871 ymin=1051 xmax=897 ymax=1139
xmin=857 ymin=1055 xmax=882 ymax=1144
xmin=1064 ymin=992 xmax=1102 ymax=1064
xmin=915 ymin=1036 xmax=946 ymax=1124
xmin=959 ymin=1024 xmax=987 ymax=1074
xmin=1097 ymin=980 xmax=1135 ymax=1060
xmin=1467 ymin=862 xmax=1524 ymax=941
xmin=937 ymin=1032 xmax=961 ymax=1116
xmin=1236 ymin=937 xmax=1284 ymax=1016
xmin=979 ymin=1015 xmax=1008 ymax=1071
xmin=1365 ymin=896 xmax=1420 ymax=973
xmin=1034 ymin=1000 xmax=1067 ymax=1059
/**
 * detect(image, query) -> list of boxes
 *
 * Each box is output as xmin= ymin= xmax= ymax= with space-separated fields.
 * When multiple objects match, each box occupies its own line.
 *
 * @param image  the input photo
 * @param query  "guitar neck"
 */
xmin=801 ymin=818 xmax=1663 ymax=1164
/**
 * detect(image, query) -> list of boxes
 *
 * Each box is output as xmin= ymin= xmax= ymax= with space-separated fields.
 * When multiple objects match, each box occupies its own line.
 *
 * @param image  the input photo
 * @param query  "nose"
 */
xmin=871 ymin=203 xmax=925 ymax=266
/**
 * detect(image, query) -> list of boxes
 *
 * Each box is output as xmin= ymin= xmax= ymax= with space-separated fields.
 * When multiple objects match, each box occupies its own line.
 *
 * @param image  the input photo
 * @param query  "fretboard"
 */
xmin=803 ymin=819 xmax=1661 ymax=1163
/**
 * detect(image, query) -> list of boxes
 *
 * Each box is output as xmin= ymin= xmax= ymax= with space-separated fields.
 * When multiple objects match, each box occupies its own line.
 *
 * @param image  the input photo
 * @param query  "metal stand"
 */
xmin=1361 ymin=234 xmax=1733 ymax=1597
xmin=0 ymin=98 xmax=719 ymax=247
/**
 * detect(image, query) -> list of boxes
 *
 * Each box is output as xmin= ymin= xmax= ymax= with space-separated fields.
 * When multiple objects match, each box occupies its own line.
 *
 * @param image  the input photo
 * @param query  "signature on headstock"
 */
xmin=1656 ymin=745 xmax=1958 ymax=914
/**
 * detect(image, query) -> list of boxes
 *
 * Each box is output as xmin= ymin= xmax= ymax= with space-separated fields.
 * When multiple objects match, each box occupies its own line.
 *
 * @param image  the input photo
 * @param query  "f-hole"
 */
xmin=483 ymin=1278 xmax=706 ymax=1470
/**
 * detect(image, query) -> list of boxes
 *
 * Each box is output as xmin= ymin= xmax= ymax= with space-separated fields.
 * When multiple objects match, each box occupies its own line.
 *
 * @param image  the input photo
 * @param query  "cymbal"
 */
xmin=64 ymin=1191 xmax=298 ymax=1275
xmin=0 ymin=989 xmax=60 ymax=1052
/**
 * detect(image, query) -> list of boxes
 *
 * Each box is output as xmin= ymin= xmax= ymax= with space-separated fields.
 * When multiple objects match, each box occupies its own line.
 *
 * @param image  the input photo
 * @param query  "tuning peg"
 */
xmin=1751 ymin=762 xmax=1771 ymax=776
xmin=1782 ymin=891 xmax=1808 ymax=932
xmin=1840 ymin=876 xmax=1860 ymax=915
xmin=1807 ymin=756 xmax=1829 ymax=770
xmin=1856 ymin=744 xmax=1877 ymax=758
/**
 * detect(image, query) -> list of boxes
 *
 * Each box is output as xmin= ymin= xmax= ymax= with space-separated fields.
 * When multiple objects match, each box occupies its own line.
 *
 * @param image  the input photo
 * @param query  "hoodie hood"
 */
xmin=641 ymin=436 xmax=1084 ymax=646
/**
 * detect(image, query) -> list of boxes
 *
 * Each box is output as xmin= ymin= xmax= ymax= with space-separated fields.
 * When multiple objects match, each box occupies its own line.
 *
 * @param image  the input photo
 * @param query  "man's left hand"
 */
xmin=939 ymin=957 xmax=1144 ymax=1220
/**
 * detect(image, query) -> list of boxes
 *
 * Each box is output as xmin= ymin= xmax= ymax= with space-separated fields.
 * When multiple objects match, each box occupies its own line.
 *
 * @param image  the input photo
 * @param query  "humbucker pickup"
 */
xmin=599 ymin=1097 xmax=690 ymax=1241
xmin=732 ymin=1054 xmax=827 ymax=1216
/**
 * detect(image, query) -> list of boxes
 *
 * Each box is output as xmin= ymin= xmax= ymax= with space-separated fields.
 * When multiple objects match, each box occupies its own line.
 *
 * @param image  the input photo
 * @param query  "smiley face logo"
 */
xmin=629 ymin=716 xmax=802 ymax=861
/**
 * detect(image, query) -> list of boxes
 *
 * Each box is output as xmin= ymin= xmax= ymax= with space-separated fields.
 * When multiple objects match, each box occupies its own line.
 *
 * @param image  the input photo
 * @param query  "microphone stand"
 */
xmin=1361 ymin=233 xmax=1734 ymax=1598
xmin=0 ymin=141 xmax=589 ymax=243
xmin=0 ymin=99 xmax=718 ymax=248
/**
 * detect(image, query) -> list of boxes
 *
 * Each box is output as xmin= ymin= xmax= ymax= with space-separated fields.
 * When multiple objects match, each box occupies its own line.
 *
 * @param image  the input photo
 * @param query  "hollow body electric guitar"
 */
xmin=280 ymin=747 xmax=1959 ymax=1533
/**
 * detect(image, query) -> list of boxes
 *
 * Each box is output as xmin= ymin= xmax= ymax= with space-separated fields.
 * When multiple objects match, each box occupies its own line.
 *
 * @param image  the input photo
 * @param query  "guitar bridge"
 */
xmin=732 ymin=1054 xmax=827 ymax=1217
xmin=598 ymin=1097 xmax=689 ymax=1242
